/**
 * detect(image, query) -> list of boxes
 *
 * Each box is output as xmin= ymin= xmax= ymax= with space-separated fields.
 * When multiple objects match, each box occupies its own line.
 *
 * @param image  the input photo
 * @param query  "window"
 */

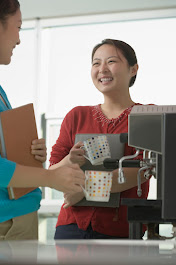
xmin=2 ymin=10 xmax=176 ymax=241
xmin=0 ymin=21 xmax=36 ymax=109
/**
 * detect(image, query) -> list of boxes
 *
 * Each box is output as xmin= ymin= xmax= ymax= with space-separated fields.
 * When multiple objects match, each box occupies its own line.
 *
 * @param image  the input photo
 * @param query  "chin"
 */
xmin=98 ymin=87 xmax=114 ymax=93
xmin=4 ymin=58 xmax=11 ymax=65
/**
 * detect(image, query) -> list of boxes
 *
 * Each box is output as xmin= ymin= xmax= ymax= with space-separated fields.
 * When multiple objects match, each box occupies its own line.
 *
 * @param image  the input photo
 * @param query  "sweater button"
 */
xmin=92 ymin=207 xmax=95 ymax=210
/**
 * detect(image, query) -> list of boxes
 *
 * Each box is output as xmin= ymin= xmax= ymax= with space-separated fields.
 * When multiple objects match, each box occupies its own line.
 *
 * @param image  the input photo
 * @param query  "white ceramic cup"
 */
xmin=82 ymin=170 xmax=113 ymax=202
xmin=81 ymin=135 xmax=111 ymax=165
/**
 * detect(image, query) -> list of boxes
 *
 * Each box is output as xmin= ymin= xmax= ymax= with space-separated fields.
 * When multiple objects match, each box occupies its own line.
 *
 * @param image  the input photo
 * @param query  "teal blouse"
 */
xmin=0 ymin=85 xmax=42 ymax=222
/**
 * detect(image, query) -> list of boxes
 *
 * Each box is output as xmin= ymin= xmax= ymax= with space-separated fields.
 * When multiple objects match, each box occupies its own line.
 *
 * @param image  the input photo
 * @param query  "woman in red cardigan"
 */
xmin=49 ymin=39 xmax=150 ymax=239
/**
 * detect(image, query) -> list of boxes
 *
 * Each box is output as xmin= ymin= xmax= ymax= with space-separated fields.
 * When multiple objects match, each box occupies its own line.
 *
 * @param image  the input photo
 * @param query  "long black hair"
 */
xmin=0 ymin=0 xmax=20 ymax=25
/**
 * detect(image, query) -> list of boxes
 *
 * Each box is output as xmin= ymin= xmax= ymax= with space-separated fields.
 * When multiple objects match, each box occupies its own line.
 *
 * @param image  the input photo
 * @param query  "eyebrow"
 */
xmin=92 ymin=56 xmax=119 ymax=61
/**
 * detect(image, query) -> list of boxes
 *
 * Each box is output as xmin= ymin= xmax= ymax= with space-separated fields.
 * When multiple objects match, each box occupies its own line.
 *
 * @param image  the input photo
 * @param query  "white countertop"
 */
xmin=1 ymin=239 xmax=176 ymax=264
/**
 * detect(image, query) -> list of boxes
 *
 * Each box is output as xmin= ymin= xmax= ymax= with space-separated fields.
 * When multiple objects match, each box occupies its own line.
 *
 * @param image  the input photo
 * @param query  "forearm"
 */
xmin=7 ymin=163 xmax=85 ymax=194
xmin=49 ymin=149 xmax=86 ymax=170
xmin=8 ymin=164 xmax=50 ymax=188
xmin=49 ymin=155 xmax=71 ymax=170
xmin=111 ymin=167 xmax=146 ymax=193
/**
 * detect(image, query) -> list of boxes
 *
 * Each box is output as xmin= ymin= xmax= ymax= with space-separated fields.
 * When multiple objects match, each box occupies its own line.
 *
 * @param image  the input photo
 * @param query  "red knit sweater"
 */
xmin=50 ymin=104 xmax=149 ymax=237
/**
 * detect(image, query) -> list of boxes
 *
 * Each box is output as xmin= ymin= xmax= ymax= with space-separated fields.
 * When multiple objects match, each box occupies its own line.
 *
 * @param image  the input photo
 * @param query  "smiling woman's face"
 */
xmin=91 ymin=44 xmax=137 ymax=95
xmin=0 ymin=8 xmax=22 ymax=65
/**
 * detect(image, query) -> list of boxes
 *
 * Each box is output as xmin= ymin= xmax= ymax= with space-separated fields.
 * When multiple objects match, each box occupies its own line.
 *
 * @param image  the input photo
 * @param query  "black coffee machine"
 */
xmin=104 ymin=105 xmax=176 ymax=239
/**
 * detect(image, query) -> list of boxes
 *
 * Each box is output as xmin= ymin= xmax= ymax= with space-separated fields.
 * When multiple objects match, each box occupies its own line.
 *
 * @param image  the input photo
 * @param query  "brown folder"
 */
xmin=0 ymin=103 xmax=43 ymax=199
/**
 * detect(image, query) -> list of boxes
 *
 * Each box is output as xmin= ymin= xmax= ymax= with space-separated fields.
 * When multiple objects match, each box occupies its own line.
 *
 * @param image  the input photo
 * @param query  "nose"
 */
xmin=99 ymin=62 xmax=108 ymax=73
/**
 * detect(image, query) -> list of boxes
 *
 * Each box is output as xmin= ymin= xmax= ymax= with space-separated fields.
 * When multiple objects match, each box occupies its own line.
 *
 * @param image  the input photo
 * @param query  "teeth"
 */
xmin=100 ymin=78 xmax=112 ymax=82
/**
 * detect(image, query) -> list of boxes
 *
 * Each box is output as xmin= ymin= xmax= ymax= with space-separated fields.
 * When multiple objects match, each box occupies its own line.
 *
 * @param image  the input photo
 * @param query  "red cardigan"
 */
xmin=50 ymin=104 xmax=149 ymax=237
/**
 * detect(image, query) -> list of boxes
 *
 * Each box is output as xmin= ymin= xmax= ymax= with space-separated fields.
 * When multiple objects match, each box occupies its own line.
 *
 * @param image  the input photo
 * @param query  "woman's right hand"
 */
xmin=68 ymin=141 xmax=86 ymax=167
xmin=50 ymin=164 xmax=86 ymax=193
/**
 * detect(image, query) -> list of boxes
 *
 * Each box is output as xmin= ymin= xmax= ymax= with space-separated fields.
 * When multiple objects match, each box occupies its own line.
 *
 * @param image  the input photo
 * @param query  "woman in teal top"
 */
xmin=0 ymin=85 xmax=42 ymax=224
xmin=0 ymin=0 xmax=85 ymax=240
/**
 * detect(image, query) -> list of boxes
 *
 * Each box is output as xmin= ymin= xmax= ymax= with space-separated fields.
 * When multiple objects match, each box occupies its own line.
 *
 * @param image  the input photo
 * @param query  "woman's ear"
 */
xmin=131 ymin=64 xmax=139 ymax=77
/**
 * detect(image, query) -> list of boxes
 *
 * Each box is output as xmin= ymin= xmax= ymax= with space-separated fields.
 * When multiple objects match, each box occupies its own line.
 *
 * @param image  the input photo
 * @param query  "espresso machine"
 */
xmin=104 ymin=105 xmax=176 ymax=239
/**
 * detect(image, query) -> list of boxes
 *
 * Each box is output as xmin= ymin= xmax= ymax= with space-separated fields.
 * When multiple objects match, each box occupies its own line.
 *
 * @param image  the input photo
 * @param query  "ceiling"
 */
xmin=20 ymin=0 xmax=176 ymax=20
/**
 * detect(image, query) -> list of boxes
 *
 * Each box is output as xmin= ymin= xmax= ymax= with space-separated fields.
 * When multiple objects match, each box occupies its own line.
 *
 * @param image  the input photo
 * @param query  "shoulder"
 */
xmin=70 ymin=105 xmax=94 ymax=112
xmin=133 ymin=103 xmax=155 ymax=106
xmin=66 ymin=105 xmax=95 ymax=117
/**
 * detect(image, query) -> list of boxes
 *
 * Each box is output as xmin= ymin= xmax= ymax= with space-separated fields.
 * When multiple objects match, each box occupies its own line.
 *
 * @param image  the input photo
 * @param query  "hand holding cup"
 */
xmin=69 ymin=141 xmax=86 ymax=167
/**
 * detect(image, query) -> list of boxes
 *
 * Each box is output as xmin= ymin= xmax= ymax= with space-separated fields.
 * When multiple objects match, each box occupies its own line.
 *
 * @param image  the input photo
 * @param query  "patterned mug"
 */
xmin=81 ymin=170 xmax=113 ymax=202
xmin=81 ymin=135 xmax=111 ymax=165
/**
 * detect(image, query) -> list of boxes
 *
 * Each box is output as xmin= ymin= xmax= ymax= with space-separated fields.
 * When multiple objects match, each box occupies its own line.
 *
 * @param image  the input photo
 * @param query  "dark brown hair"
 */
xmin=0 ymin=0 xmax=20 ymax=25
xmin=92 ymin=39 xmax=138 ymax=87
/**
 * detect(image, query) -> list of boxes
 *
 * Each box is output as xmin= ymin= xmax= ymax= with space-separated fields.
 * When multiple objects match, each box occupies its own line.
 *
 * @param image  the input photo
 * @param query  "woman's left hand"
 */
xmin=63 ymin=191 xmax=84 ymax=208
xmin=31 ymin=138 xmax=47 ymax=163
